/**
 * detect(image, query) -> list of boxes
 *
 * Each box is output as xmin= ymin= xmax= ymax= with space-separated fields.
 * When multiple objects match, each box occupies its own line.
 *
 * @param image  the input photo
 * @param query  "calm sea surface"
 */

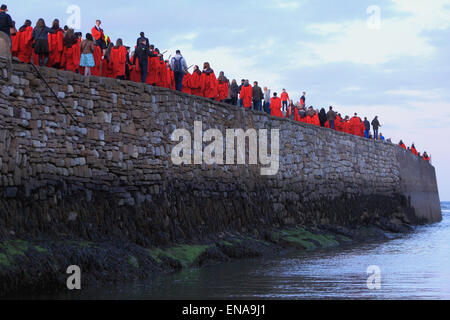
xmin=44 ymin=202 xmax=450 ymax=300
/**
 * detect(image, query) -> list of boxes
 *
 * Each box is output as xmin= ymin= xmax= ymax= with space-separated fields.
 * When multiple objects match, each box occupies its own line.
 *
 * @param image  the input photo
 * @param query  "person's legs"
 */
xmin=84 ymin=67 xmax=90 ymax=76
xmin=140 ymin=63 xmax=148 ymax=83
xmin=364 ymin=130 xmax=369 ymax=138
xmin=374 ymin=129 xmax=378 ymax=140
xmin=174 ymin=72 xmax=184 ymax=91
xmin=330 ymin=120 xmax=335 ymax=130
xmin=239 ymin=99 xmax=243 ymax=108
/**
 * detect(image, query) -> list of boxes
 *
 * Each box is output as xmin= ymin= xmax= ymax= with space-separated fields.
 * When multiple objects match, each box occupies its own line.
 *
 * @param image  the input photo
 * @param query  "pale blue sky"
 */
xmin=10 ymin=0 xmax=450 ymax=199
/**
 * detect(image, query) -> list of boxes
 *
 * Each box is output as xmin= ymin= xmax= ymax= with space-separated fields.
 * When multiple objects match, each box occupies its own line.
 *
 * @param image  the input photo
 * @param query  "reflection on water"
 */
xmin=58 ymin=203 xmax=450 ymax=300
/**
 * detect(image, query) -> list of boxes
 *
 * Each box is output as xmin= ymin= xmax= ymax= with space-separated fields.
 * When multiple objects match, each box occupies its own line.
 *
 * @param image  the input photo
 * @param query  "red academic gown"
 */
xmin=399 ymin=143 xmax=406 ymax=150
xmin=270 ymin=97 xmax=283 ymax=117
xmin=217 ymin=80 xmax=229 ymax=101
xmin=91 ymin=45 xmax=103 ymax=76
xmin=281 ymin=91 xmax=289 ymax=102
xmin=155 ymin=60 xmax=167 ymax=87
xmin=110 ymin=46 xmax=127 ymax=78
xmin=147 ymin=53 xmax=159 ymax=85
xmin=343 ymin=120 xmax=351 ymax=134
xmin=11 ymin=33 xmax=18 ymax=57
xmin=182 ymin=72 xmax=192 ymax=95
xmin=240 ymin=85 xmax=253 ymax=108
xmin=47 ymin=28 xmax=64 ymax=68
xmin=129 ymin=56 xmax=141 ymax=82
xmin=101 ymin=58 xmax=114 ymax=78
xmin=16 ymin=26 xmax=33 ymax=63
xmin=335 ymin=115 xmax=344 ymax=132
xmin=310 ymin=114 xmax=320 ymax=126
xmin=350 ymin=116 xmax=362 ymax=136
xmin=201 ymin=70 xmax=218 ymax=99
xmin=411 ymin=147 xmax=418 ymax=156
xmin=61 ymin=42 xmax=80 ymax=73
xmin=190 ymin=71 xmax=203 ymax=96
xmin=91 ymin=26 xmax=104 ymax=42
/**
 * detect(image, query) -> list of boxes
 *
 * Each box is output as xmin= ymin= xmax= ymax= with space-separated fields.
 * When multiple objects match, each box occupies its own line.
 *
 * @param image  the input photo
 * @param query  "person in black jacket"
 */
xmin=133 ymin=39 xmax=150 ymax=83
xmin=364 ymin=117 xmax=371 ymax=138
xmin=318 ymin=108 xmax=327 ymax=127
xmin=252 ymin=81 xmax=263 ymax=111
xmin=0 ymin=4 xmax=13 ymax=40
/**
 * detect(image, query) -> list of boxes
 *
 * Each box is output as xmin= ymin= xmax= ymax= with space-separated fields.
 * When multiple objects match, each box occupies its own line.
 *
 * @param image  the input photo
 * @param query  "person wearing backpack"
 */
xmin=170 ymin=50 xmax=188 ymax=91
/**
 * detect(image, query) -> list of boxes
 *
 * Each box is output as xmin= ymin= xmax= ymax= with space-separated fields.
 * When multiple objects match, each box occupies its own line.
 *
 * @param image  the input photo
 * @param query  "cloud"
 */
xmin=291 ymin=0 xmax=450 ymax=66
xmin=272 ymin=0 xmax=302 ymax=9
xmin=386 ymin=89 xmax=444 ymax=100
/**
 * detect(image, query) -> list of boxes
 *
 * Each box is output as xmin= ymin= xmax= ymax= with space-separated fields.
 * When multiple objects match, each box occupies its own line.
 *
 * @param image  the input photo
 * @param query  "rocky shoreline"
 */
xmin=0 ymin=217 xmax=412 ymax=298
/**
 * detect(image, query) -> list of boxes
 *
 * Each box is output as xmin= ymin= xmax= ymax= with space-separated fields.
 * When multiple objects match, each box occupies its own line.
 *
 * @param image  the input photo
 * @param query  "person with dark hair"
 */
xmin=238 ymin=79 xmax=245 ymax=107
xmin=136 ymin=32 xmax=149 ymax=48
xmin=423 ymin=152 xmax=430 ymax=163
xmin=110 ymin=38 xmax=127 ymax=80
xmin=410 ymin=143 xmax=419 ymax=156
xmin=200 ymin=62 xmax=218 ymax=99
xmin=230 ymin=79 xmax=239 ymax=106
xmin=170 ymin=50 xmax=188 ymax=91
xmin=91 ymin=19 xmax=106 ymax=53
xmin=371 ymin=116 xmax=381 ymax=140
xmin=300 ymin=91 xmax=306 ymax=108
xmin=63 ymin=25 xmax=68 ymax=34
xmin=15 ymin=19 xmax=32 ymax=63
xmin=363 ymin=117 xmax=371 ymax=138
xmin=0 ymin=4 xmax=13 ymax=39
xmin=101 ymin=42 xmax=114 ymax=78
xmin=190 ymin=65 xmax=203 ymax=96
xmin=80 ymin=33 xmax=95 ymax=76
xmin=133 ymin=38 xmax=150 ymax=83
xmin=182 ymin=70 xmax=192 ymax=95
xmin=217 ymin=71 xmax=230 ymax=103
xmin=326 ymin=106 xmax=336 ymax=130
xmin=240 ymin=80 xmax=253 ymax=108
xmin=60 ymin=28 xmax=79 ymax=72
xmin=399 ymin=140 xmax=406 ymax=150
xmin=270 ymin=92 xmax=283 ymax=118
xmin=318 ymin=108 xmax=327 ymax=127
xmin=47 ymin=19 xmax=64 ymax=68
xmin=31 ymin=18 xmax=56 ymax=66
xmin=252 ymin=81 xmax=263 ymax=111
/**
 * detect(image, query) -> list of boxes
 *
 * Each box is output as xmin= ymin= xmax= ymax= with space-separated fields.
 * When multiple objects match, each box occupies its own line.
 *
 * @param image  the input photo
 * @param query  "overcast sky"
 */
xmin=10 ymin=0 xmax=450 ymax=200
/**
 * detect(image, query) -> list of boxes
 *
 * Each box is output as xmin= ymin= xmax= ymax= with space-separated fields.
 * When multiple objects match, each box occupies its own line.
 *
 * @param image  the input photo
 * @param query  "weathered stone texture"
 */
xmin=0 ymin=57 xmax=442 ymax=245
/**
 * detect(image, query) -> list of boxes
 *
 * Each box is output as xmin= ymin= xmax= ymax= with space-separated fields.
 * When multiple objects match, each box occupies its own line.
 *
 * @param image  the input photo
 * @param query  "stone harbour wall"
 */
xmin=0 ymin=56 xmax=442 ymax=246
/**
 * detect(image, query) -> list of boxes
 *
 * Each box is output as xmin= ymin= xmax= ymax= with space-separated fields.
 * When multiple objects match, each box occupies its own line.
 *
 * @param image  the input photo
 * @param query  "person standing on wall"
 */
xmin=371 ymin=116 xmax=381 ymax=140
xmin=363 ymin=117 xmax=371 ymax=139
xmin=263 ymin=87 xmax=271 ymax=115
xmin=91 ymin=20 xmax=106 ymax=54
xmin=170 ymin=50 xmax=188 ymax=91
xmin=238 ymin=79 xmax=245 ymax=107
xmin=252 ymin=81 xmax=263 ymax=111
xmin=31 ymin=18 xmax=56 ymax=66
xmin=327 ymin=106 xmax=336 ymax=130
xmin=300 ymin=91 xmax=306 ymax=108
xmin=230 ymin=79 xmax=239 ymax=106
xmin=0 ymin=4 xmax=13 ymax=41
xmin=80 ymin=33 xmax=96 ymax=76
xmin=280 ymin=89 xmax=289 ymax=112
xmin=133 ymin=38 xmax=150 ymax=83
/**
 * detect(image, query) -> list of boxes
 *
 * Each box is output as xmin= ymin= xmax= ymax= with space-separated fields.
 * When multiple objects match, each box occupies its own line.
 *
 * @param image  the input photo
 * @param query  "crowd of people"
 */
xmin=1 ymin=5 xmax=431 ymax=163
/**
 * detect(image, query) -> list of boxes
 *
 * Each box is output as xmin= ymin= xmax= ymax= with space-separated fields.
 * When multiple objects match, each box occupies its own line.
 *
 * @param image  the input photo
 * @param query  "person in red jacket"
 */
xmin=423 ymin=152 xmax=430 ymax=162
xmin=91 ymin=20 xmax=106 ymax=53
xmin=350 ymin=113 xmax=362 ymax=136
xmin=217 ymin=71 xmax=230 ymax=102
xmin=342 ymin=116 xmax=351 ymax=134
xmin=399 ymin=140 xmax=407 ymax=150
xmin=15 ymin=20 xmax=33 ymax=63
xmin=110 ymin=39 xmax=127 ymax=79
xmin=47 ymin=19 xmax=64 ymax=68
xmin=280 ymin=89 xmax=289 ymax=112
xmin=91 ymin=44 xmax=103 ymax=76
xmin=410 ymin=144 xmax=419 ymax=156
xmin=270 ymin=93 xmax=283 ymax=118
xmin=190 ymin=65 xmax=203 ymax=96
xmin=200 ymin=62 xmax=218 ymax=99
xmin=240 ymin=80 xmax=253 ymax=108
xmin=61 ymin=29 xmax=79 ymax=73
xmin=182 ymin=71 xmax=192 ymax=95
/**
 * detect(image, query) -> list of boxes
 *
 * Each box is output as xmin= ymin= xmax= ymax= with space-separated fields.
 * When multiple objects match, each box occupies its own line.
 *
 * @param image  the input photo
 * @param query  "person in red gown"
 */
xmin=15 ymin=20 xmax=33 ymax=63
xmin=240 ymin=80 xmax=253 ymax=108
xmin=91 ymin=20 xmax=106 ymax=54
xmin=91 ymin=44 xmax=103 ymax=76
xmin=182 ymin=71 xmax=192 ymax=95
xmin=270 ymin=93 xmax=283 ymax=118
xmin=146 ymin=45 xmax=160 ymax=86
xmin=350 ymin=113 xmax=362 ymax=136
xmin=217 ymin=71 xmax=230 ymax=102
xmin=101 ymin=43 xmax=115 ymax=78
xmin=190 ymin=65 xmax=203 ymax=96
xmin=129 ymin=53 xmax=141 ymax=82
xmin=110 ymin=39 xmax=127 ymax=79
xmin=410 ymin=144 xmax=419 ymax=156
xmin=399 ymin=140 xmax=407 ymax=149
xmin=166 ymin=60 xmax=175 ymax=90
xmin=47 ymin=19 xmax=64 ymax=68
xmin=61 ymin=28 xmax=79 ymax=73
xmin=200 ymin=62 xmax=218 ymax=99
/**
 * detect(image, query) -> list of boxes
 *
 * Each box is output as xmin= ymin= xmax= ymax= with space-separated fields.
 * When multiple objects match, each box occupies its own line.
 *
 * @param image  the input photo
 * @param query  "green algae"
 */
xmin=148 ymin=244 xmax=211 ymax=268
xmin=279 ymin=227 xmax=341 ymax=249
xmin=128 ymin=256 xmax=140 ymax=269
xmin=0 ymin=240 xmax=29 ymax=256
